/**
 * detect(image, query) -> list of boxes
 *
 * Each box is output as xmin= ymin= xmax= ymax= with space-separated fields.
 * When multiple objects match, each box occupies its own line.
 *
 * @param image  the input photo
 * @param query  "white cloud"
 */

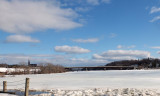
xmin=72 ymin=38 xmax=99 ymax=43
xmin=117 ymin=45 xmax=136 ymax=49
xmin=117 ymin=45 xmax=123 ymax=49
xmin=75 ymin=7 xmax=91 ymax=12
xmin=93 ymin=50 xmax=151 ymax=61
xmin=150 ymin=7 xmax=160 ymax=14
xmin=5 ymin=35 xmax=40 ymax=43
xmin=0 ymin=54 xmax=107 ymax=66
xmin=87 ymin=0 xmax=110 ymax=5
xmin=54 ymin=45 xmax=91 ymax=54
xmin=109 ymin=33 xmax=117 ymax=38
xmin=93 ymin=54 xmax=137 ymax=60
xmin=151 ymin=46 xmax=160 ymax=49
xmin=87 ymin=0 xmax=99 ymax=5
xmin=101 ymin=0 xmax=110 ymax=4
xmin=0 ymin=0 xmax=82 ymax=34
xmin=70 ymin=58 xmax=108 ymax=66
xmin=0 ymin=50 xmax=151 ymax=66
xmin=150 ymin=16 xmax=160 ymax=22
xmin=157 ymin=51 xmax=160 ymax=54
xmin=0 ymin=54 xmax=68 ymax=65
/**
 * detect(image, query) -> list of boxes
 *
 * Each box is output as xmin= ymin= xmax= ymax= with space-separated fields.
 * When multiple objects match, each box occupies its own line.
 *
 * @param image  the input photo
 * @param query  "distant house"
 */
xmin=0 ymin=64 xmax=8 ymax=68
xmin=148 ymin=63 xmax=152 ymax=68
xmin=8 ymin=64 xmax=20 ymax=68
xmin=28 ymin=60 xmax=37 ymax=67
xmin=131 ymin=64 xmax=138 ymax=69
xmin=156 ymin=63 xmax=160 ymax=68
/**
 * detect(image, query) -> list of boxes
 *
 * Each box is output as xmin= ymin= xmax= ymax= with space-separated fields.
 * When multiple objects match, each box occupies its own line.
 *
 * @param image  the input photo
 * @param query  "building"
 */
xmin=28 ymin=60 xmax=37 ymax=67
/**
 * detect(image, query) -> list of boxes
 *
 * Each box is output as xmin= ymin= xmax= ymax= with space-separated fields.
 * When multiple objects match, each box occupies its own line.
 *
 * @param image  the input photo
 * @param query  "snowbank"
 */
xmin=2 ymin=88 xmax=160 ymax=96
xmin=50 ymin=88 xmax=160 ymax=96
xmin=0 ymin=93 xmax=17 ymax=96
xmin=0 ymin=68 xmax=9 ymax=72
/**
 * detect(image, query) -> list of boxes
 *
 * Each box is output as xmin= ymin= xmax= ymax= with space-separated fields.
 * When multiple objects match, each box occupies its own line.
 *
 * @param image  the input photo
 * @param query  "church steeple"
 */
xmin=28 ymin=59 xmax=30 ymax=66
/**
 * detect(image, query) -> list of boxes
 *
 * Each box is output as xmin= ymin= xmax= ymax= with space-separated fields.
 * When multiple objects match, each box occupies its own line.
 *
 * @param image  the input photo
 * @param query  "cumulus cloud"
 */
xmin=5 ymin=35 xmax=40 ymax=43
xmin=117 ymin=45 xmax=136 ymax=49
xmin=150 ymin=16 xmax=160 ymax=22
xmin=151 ymin=46 xmax=160 ymax=49
xmin=93 ymin=50 xmax=151 ymax=61
xmin=0 ymin=0 xmax=82 ymax=34
xmin=75 ymin=7 xmax=91 ymax=12
xmin=54 ymin=45 xmax=91 ymax=54
xmin=150 ymin=7 xmax=160 ymax=14
xmin=72 ymin=38 xmax=99 ymax=43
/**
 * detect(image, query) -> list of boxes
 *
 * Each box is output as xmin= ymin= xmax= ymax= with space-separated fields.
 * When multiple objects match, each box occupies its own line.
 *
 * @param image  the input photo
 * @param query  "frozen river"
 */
xmin=0 ymin=70 xmax=160 ymax=90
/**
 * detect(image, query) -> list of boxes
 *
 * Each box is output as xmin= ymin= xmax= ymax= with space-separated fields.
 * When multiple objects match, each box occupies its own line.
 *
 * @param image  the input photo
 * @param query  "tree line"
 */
xmin=106 ymin=58 xmax=160 ymax=69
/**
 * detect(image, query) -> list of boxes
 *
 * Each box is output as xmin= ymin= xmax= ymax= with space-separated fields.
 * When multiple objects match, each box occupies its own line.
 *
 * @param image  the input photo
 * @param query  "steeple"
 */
xmin=28 ymin=59 xmax=30 ymax=66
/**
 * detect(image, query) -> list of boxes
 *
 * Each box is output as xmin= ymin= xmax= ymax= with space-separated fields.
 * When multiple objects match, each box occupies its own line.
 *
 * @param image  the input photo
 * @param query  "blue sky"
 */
xmin=0 ymin=0 xmax=160 ymax=66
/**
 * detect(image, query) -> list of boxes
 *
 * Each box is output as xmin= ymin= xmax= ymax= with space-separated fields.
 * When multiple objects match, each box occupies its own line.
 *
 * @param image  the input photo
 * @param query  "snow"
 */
xmin=0 ymin=93 xmax=17 ymax=96
xmin=0 ymin=68 xmax=40 ymax=73
xmin=1 ymin=88 xmax=160 ymax=96
xmin=0 ymin=68 xmax=9 ymax=72
xmin=1 ymin=70 xmax=160 ymax=90
xmin=51 ymin=88 xmax=160 ymax=96
xmin=1 ymin=70 xmax=160 ymax=95
xmin=0 ymin=68 xmax=25 ymax=73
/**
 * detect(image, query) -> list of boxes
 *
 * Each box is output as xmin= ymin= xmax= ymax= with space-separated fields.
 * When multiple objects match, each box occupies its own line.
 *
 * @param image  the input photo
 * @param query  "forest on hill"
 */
xmin=106 ymin=58 xmax=160 ymax=69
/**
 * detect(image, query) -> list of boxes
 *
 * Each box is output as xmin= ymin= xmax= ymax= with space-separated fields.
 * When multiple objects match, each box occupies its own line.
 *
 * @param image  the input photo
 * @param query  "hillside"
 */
xmin=106 ymin=58 xmax=160 ymax=69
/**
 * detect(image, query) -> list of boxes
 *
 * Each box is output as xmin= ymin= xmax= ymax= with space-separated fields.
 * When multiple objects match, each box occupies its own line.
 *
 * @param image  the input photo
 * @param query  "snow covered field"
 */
xmin=1 ymin=70 xmax=160 ymax=95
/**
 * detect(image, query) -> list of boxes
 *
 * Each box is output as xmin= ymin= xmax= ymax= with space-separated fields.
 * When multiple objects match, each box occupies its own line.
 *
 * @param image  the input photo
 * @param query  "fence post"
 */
xmin=24 ymin=78 xmax=30 ymax=96
xmin=3 ymin=81 xmax=7 ymax=92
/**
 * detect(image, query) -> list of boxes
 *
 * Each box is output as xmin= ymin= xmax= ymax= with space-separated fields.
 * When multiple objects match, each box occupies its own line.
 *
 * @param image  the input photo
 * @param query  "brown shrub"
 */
xmin=0 ymin=72 xmax=5 ymax=77
xmin=39 ymin=63 xmax=66 ymax=74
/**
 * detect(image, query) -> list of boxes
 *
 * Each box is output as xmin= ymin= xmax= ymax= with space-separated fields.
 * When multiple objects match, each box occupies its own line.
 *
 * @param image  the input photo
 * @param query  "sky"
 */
xmin=0 ymin=0 xmax=160 ymax=67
